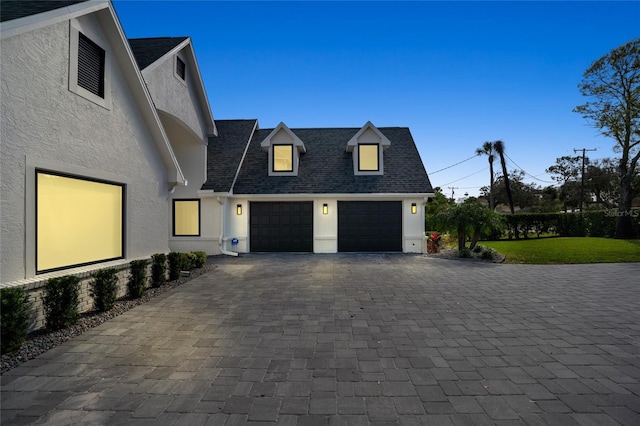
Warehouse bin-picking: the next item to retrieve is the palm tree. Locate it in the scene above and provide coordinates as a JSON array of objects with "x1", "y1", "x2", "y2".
[
  {"x1": 476, "y1": 141, "x2": 495, "y2": 210},
  {"x1": 493, "y1": 140, "x2": 515, "y2": 214}
]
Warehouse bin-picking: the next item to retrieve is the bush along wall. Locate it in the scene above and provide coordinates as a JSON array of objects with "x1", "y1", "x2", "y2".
[
  {"x1": 128, "y1": 259, "x2": 148, "y2": 299},
  {"x1": 4, "y1": 252, "x2": 208, "y2": 337},
  {"x1": 43, "y1": 275, "x2": 80, "y2": 331},
  {"x1": 168, "y1": 252, "x2": 181, "y2": 281},
  {"x1": 1, "y1": 287, "x2": 32, "y2": 354},
  {"x1": 151, "y1": 253, "x2": 167, "y2": 288},
  {"x1": 90, "y1": 268, "x2": 118, "y2": 312}
]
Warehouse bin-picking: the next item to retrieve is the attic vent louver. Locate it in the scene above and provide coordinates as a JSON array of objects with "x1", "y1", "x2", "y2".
[
  {"x1": 176, "y1": 57, "x2": 186, "y2": 80},
  {"x1": 77, "y1": 33, "x2": 105, "y2": 98}
]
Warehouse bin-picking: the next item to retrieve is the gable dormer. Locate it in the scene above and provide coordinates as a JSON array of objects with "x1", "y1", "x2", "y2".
[
  {"x1": 260, "y1": 122, "x2": 306, "y2": 176},
  {"x1": 346, "y1": 121, "x2": 391, "y2": 176}
]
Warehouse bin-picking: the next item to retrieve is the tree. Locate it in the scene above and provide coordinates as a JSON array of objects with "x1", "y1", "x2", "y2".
[
  {"x1": 585, "y1": 158, "x2": 619, "y2": 209},
  {"x1": 493, "y1": 140, "x2": 515, "y2": 214},
  {"x1": 574, "y1": 38, "x2": 640, "y2": 238},
  {"x1": 476, "y1": 142, "x2": 496, "y2": 210},
  {"x1": 480, "y1": 170, "x2": 540, "y2": 211},
  {"x1": 546, "y1": 156, "x2": 581, "y2": 186},
  {"x1": 546, "y1": 156, "x2": 582, "y2": 212},
  {"x1": 425, "y1": 187, "x2": 454, "y2": 231},
  {"x1": 435, "y1": 198, "x2": 505, "y2": 251}
]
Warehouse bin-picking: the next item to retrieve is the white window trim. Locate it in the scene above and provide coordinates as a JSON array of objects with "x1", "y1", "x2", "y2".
[
  {"x1": 346, "y1": 122, "x2": 390, "y2": 176},
  {"x1": 68, "y1": 20, "x2": 112, "y2": 110}
]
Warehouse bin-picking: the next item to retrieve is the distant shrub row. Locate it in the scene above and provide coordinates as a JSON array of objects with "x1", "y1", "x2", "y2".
[{"x1": 502, "y1": 210, "x2": 640, "y2": 239}]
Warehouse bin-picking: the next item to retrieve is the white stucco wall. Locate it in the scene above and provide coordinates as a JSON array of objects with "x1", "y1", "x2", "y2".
[
  {"x1": 403, "y1": 198, "x2": 426, "y2": 253},
  {"x1": 1, "y1": 17, "x2": 171, "y2": 283},
  {"x1": 142, "y1": 50, "x2": 208, "y2": 142},
  {"x1": 169, "y1": 197, "x2": 222, "y2": 255}
]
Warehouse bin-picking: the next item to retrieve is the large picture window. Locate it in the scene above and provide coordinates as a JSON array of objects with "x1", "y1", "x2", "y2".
[
  {"x1": 273, "y1": 145, "x2": 293, "y2": 172},
  {"x1": 36, "y1": 171, "x2": 124, "y2": 273},
  {"x1": 173, "y1": 199, "x2": 200, "y2": 236},
  {"x1": 358, "y1": 144, "x2": 379, "y2": 171}
]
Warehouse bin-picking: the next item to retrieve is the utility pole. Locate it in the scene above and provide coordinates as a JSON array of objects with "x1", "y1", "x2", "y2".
[
  {"x1": 573, "y1": 148, "x2": 597, "y2": 211},
  {"x1": 447, "y1": 186, "x2": 458, "y2": 201}
]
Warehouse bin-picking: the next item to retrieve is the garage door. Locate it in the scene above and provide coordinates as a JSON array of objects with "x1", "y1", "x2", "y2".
[
  {"x1": 338, "y1": 201, "x2": 402, "y2": 252},
  {"x1": 250, "y1": 202, "x2": 313, "y2": 252}
]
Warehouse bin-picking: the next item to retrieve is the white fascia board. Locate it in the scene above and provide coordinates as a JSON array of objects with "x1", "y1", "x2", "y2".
[
  {"x1": 140, "y1": 39, "x2": 217, "y2": 137},
  {"x1": 260, "y1": 122, "x2": 306, "y2": 153},
  {"x1": 197, "y1": 190, "x2": 230, "y2": 197},
  {"x1": 346, "y1": 121, "x2": 392, "y2": 152},
  {"x1": 229, "y1": 193, "x2": 433, "y2": 200},
  {"x1": 1, "y1": 0, "x2": 109, "y2": 40},
  {"x1": 102, "y1": 4, "x2": 186, "y2": 186}
]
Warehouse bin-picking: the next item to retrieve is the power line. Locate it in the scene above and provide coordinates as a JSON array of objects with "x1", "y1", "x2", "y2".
[
  {"x1": 439, "y1": 167, "x2": 488, "y2": 186},
  {"x1": 429, "y1": 154, "x2": 479, "y2": 174},
  {"x1": 504, "y1": 153, "x2": 554, "y2": 184}
]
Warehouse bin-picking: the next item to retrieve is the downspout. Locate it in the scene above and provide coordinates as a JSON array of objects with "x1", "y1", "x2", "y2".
[{"x1": 217, "y1": 196, "x2": 238, "y2": 257}]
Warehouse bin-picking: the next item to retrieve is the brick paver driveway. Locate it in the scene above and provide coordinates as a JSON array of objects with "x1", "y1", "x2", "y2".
[{"x1": 2, "y1": 254, "x2": 639, "y2": 425}]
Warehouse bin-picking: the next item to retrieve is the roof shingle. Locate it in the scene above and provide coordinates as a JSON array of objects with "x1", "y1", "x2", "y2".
[
  {"x1": 0, "y1": 0, "x2": 89, "y2": 22},
  {"x1": 128, "y1": 37, "x2": 188, "y2": 70},
  {"x1": 226, "y1": 125, "x2": 433, "y2": 195},
  {"x1": 202, "y1": 119, "x2": 258, "y2": 192}
]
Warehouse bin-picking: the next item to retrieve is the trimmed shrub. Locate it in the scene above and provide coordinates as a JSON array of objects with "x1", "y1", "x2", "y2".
[
  {"x1": 458, "y1": 247, "x2": 472, "y2": 258},
  {"x1": 192, "y1": 251, "x2": 207, "y2": 269},
  {"x1": 480, "y1": 247, "x2": 496, "y2": 260},
  {"x1": 472, "y1": 245, "x2": 483, "y2": 253},
  {"x1": 151, "y1": 253, "x2": 167, "y2": 288},
  {"x1": 168, "y1": 252, "x2": 181, "y2": 281},
  {"x1": 43, "y1": 275, "x2": 80, "y2": 331},
  {"x1": 90, "y1": 268, "x2": 118, "y2": 312},
  {"x1": 179, "y1": 252, "x2": 197, "y2": 271},
  {"x1": 128, "y1": 259, "x2": 148, "y2": 299},
  {"x1": 1, "y1": 287, "x2": 32, "y2": 354}
]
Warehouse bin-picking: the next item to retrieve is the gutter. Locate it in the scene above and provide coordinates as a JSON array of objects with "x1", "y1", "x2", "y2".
[{"x1": 217, "y1": 196, "x2": 238, "y2": 257}]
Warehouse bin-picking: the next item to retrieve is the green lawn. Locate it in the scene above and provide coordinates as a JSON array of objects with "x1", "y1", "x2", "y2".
[{"x1": 481, "y1": 237, "x2": 640, "y2": 264}]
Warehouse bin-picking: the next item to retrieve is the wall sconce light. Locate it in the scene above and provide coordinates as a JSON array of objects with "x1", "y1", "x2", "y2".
[
  {"x1": 236, "y1": 204, "x2": 242, "y2": 215},
  {"x1": 411, "y1": 203, "x2": 417, "y2": 214},
  {"x1": 322, "y1": 203, "x2": 328, "y2": 215}
]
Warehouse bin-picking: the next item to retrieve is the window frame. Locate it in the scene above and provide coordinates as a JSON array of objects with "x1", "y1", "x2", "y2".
[
  {"x1": 272, "y1": 144, "x2": 294, "y2": 173},
  {"x1": 358, "y1": 143, "x2": 380, "y2": 172},
  {"x1": 35, "y1": 169, "x2": 126, "y2": 274},
  {"x1": 172, "y1": 199, "x2": 201, "y2": 237}
]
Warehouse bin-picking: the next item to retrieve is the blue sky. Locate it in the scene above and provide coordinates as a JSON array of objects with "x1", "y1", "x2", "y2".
[{"x1": 113, "y1": 1, "x2": 639, "y2": 197}]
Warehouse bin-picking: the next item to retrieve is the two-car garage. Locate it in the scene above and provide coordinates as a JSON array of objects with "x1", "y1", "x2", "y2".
[{"x1": 249, "y1": 201, "x2": 403, "y2": 252}]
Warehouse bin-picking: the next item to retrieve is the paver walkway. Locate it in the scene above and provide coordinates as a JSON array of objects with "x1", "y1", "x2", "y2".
[{"x1": 2, "y1": 254, "x2": 639, "y2": 425}]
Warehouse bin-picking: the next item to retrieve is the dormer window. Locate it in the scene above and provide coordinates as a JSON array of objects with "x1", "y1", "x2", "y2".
[
  {"x1": 261, "y1": 122, "x2": 306, "y2": 176},
  {"x1": 346, "y1": 122, "x2": 391, "y2": 176},
  {"x1": 273, "y1": 145, "x2": 293, "y2": 172},
  {"x1": 358, "y1": 144, "x2": 379, "y2": 171}
]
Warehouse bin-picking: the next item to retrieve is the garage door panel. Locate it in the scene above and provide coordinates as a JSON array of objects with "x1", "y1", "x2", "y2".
[
  {"x1": 338, "y1": 201, "x2": 402, "y2": 252},
  {"x1": 250, "y1": 202, "x2": 313, "y2": 252}
]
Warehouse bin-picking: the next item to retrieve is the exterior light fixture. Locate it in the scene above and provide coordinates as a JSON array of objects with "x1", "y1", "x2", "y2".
[
  {"x1": 323, "y1": 203, "x2": 328, "y2": 215},
  {"x1": 411, "y1": 203, "x2": 417, "y2": 214},
  {"x1": 236, "y1": 204, "x2": 242, "y2": 215}
]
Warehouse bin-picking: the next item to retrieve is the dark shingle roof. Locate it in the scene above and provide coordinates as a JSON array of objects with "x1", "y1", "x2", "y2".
[
  {"x1": 0, "y1": 0, "x2": 88, "y2": 22},
  {"x1": 232, "y1": 126, "x2": 433, "y2": 195},
  {"x1": 128, "y1": 37, "x2": 188, "y2": 70},
  {"x1": 202, "y1": 119, "x2": 258, "y2": 192}
]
